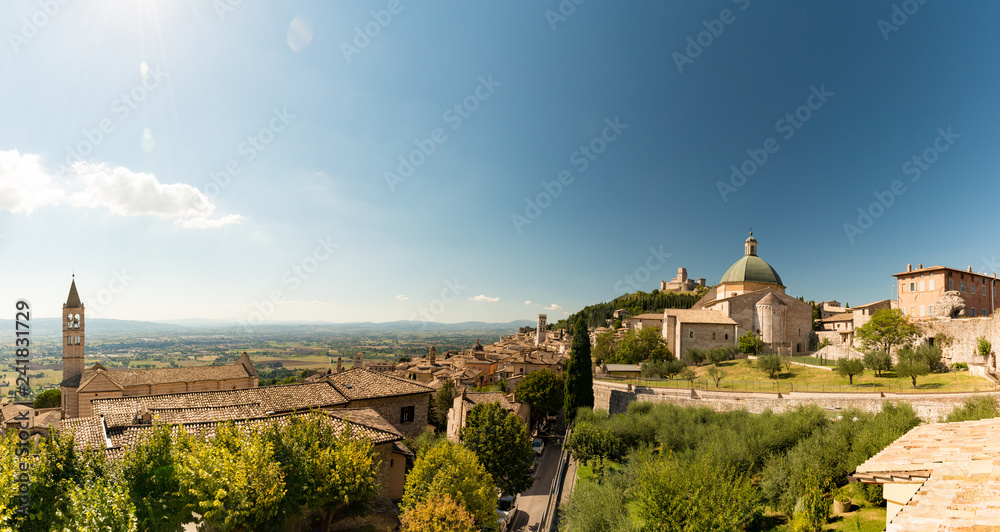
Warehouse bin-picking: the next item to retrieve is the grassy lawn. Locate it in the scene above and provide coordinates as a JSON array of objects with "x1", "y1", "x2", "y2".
[
  {"x1": 786, "y1": 355, "x2": 837, "y2": 368},
  {"x1": 763, "y1": 504, "x2": 886, "y2": 531},
  {"x1": 618, "y1": 360, "x2": 996, "y2": 394}
]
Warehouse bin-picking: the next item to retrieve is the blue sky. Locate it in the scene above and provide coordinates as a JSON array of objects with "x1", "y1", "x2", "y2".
[{"x1": 1, "y1": 1, "x2": 998, "y2": 323}]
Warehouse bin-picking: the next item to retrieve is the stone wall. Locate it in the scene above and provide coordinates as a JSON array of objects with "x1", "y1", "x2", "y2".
[
  {"x1": 593, "y1": 380, "x2": 998, "y2": 422},
  {"x1": 347, "y1": 392, "x2": 431, "y2": 439},
  {"x1": 916, "y1": 315, "x2": 1000, "y2": 368}
]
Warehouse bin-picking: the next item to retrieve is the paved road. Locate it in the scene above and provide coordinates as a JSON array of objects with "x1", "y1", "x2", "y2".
[{"x1": 509, "y1": 434, "x2": 562, "y2": 531}]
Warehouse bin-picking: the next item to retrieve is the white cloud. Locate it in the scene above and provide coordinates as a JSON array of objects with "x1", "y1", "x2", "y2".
[
  {"x1": 525, "y1": 300, "x2": 562, "y2": 311},
  {"x1": 396, "y1": 294, "x2": 410, "y2": 301},
  {"x1": 0, "y1": 150, "x2": 243, "y2": 229},
  {"x1": 470, "y1": 294, "x2": 500, "y2": 303}
]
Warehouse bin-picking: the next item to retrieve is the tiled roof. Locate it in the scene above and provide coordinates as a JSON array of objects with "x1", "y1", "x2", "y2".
[
  {"x1": 90, "y1": 381, "x2": 348, "y2": 418},
  {"x1": 820, "y1": 312, "x2": 855, "y2": 322},
  {"x1": 328, "y1": 368, "x2": 433, "y2": 400},
  {"x1": 853, "y1": 417, "x2": 1000, "y2": 531},
  {"x1": 663, "y1": 308, "x2": 738, "y2": 325},
  {"x1": 631, "y1": 313, "x2": 664, "y2": 320},
  {"x1": 61, "y1": 408, "x2": 403, "y2": 458},
  {"x1": 95, "y1": 364, "x2": 252, "y2": 388},
  {"x1": 462, "y1": 392, "x2": 525, "y2": 415}
]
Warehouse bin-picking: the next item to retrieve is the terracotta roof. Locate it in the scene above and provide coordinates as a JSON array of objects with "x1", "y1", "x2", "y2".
[
  {"x1": 853, "y1": 417, "x2": 1000, "y2": 530},
  {"x1": 89, "y1": 381, "x2": 349, "y2": 418},
  {"x1": 462, "y1": 392, "x2": 526, "y2": 416},
  {"x1": 820, "y1": 312, "x2": 855, "y2": 322},
  {"x1": 757, "y1": 292, "x2": 786, "y2": 307},
  {"x1": 328, "y1": 368, "x2": 433, "y2": 400},
  {"x1": 662, "y1": 308, "x2": 738, "y2": 325},
  {"x1": 60, "y1": 408, "x2": 403, "y2": 458}
]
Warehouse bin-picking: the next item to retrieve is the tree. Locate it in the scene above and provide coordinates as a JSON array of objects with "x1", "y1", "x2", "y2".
[
  {"x1": 401, "y1": 441, "x2": 498, "y2": 531},
  {"x1": 592, "y1": 331, "x2": 617, "y2": 364},
  {"x1": 664, "y1": 359, "x2": 686, "y2": 379},
  {"x1": 514, "y1": 369, "x2": 564, "y2": 420},
  {"x1": 895, "y1": 349, "x2": 930, "y2": 388},
  {"x1": 978, "y1": 336, "x2": 993, "y2": 359},
  {"x1": 738, "y1": 332, "x2": 764, "y2": 355},
  {"x1": 460, "y1": 402, "x2": 534, "y2": 496},
  {"x1": 835, "y1": 358, "x2": 865, "y2": 385},
  {"x1": 566, "y1": 423, "x2": 622, "y2": 465},
  {"x1": 265, "y1": 413, "x2": 380, "y2": 528},
  {"x1": 20, "y1": 431, "x2": 107, "y2": 532},
  {"x1": 684, "y1": 348, "x2": 706, "y2": 366},
  {"x1": 118, "y1": 424, "x2": 189, "y2": 532},
  {"x1": 614, "y1": 327, "x2": 671, "y2": 364},
  {"x1": 946, "y1": 396, "x2": 1000, "y2": 422},
  {"x1": 706, "y1": 346, "x2": 736, "y2": 365},
  {"x1": 0, "y1": 433, "x2": 17, "y2": 530},
  {"x1": 633, "y1": 453, "x2": 764, "y2": 531},
  {"x1": 33, "y1": 389, "x2": 60, "y2": 409},
  {"x1": 855, "y1": 309, "x2": 919, "y2": 357},
  {"x1": 175, "y1": 424, "x2": 287, "y2": 531},
  {"x1": 862, "y1": 350, "x2": 892, "y2": 377},
  {"x1": 431, "y1": 378, "x2": 458, "y2": 431},
  {"x1": 400, "y1": 494, "x2": 477, "y2": 532},
  {"x1": 564, "y1": 318, "x2": 594, "y2": 423},
  {"x1": 707, "y1": 366, "x2": 727, "y2": 388},
  {"x1": 679, "y1": 367, "x2": 697, "y2": 386},
  {"x1": 757, "y1": 355, "x2": 783, "y2": 379},
  {"x1": 56, "y1": 475, "x2": 138, "y2": 532}
]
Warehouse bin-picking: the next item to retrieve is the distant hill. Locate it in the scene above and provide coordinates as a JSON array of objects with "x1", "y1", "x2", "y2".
[
  {"x1": 568, "y1": 291, "x2": 702, "y2": 329},
  {"x1": 0, "y1": 318, "x2": 535, "y2": 337}
]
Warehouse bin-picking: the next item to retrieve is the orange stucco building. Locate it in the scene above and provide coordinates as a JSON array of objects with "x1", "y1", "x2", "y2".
[{"x1": 893, "y1": 264, "x2": 999, "y2": 319}]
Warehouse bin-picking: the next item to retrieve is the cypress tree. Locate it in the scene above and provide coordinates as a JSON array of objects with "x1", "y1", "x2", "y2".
[{"x1": 564, "y1": 317, "x2": 594, "y2": 423}]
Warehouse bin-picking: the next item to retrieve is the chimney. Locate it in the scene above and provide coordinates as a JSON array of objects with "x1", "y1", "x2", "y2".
[
  {"x1": 336, "y1": 357, "x2": 342, "y2": 373},
  {"x1": 907, "y1": 263, "x2": 912, "y2": 272},
  {"x1": 918, "y1": 264, "x2": 922, "y2": 270},
  {"x1": 968, "y1": 266, "x2": 973, "y2": 273}
]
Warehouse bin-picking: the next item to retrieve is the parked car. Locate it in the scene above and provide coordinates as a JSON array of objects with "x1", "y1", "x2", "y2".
[
  {"x1": 532, "y1": 437, "x2": 544, "y2": 455},
  {"x1": 497, "y1": 495, "x2": 515, "y2": 531}
]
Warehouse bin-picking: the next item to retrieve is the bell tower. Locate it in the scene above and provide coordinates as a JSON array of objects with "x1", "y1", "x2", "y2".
[
  {"x1": 61, "y1": 276, "x2": 85, "y2": 418},
  {"x1": 745, "y1": 231, "x2": 758, "y2": 256}
]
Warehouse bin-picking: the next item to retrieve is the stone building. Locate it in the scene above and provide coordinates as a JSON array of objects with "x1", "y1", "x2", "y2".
[
  {"x1": 535, "y1": 314, "x2": 547, "y2": 346},
  {"x1": 661, "y1": 309, "x2": 738, "y2": 356},
  {"x1": 894, "y1": 264, "x2": 998, "y2": 319},
  {"x1": 446, "y1": 390, "x2": 530, "y2": 442},
  {"x1": 659, "y1": 267, "x2": 706, "y2": 292},
  {"x1": 691, "y1": 233, "x2": 813, "y2": 354},
  {"x1": 327, "y1": 368, "x2": 434, "y2": 439},
  {"x1": 59, "y1": 278, "x2": 259, "y2": 419}
]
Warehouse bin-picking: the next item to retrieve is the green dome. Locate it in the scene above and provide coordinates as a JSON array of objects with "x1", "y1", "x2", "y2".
[{"x1": 719, "y1": 255, "x2": 783, "y2": 286}]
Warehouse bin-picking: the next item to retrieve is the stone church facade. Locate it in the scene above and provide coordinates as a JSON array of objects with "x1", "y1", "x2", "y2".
[
  {"x1": 59, "y1": 278, "x2": 258, "y2": 419},
  {"x1": 682, "y1": 233, "x2": 813, "y2": 355}
]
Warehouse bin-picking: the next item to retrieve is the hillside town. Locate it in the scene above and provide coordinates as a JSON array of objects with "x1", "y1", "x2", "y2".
[{"x1": 4, "y1": 231, "x2": 1000, "y2": 530}]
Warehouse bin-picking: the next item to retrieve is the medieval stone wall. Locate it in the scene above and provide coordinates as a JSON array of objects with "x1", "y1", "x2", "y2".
[
  {"x1": 347, "y1": 392, "x2": 431, "y2": 439},
  {"x1": 916, "y1": 315, "x2": 1000, "y2": 369},
  {"x1": 594, "y1": 380, "x2": 997, "y2": 422}
]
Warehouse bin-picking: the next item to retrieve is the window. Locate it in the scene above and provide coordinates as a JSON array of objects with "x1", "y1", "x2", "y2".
[
  {"x1": 909, "y1": 282, "x2": 916, "y2": 292},
  {"x1": 919, "y1": 281, "x2": 925, "y2": 291},
  {"x1": 983, "y1": 286, "x2": 987, "y2": 296},
  {"x1": 949, "y1": 279, "x2": 954, "y2": 290},
  {"x1": 725, "y1": 334, "x2": 729, "y2": 340},
  {"x1": 400, "y1": 405, "x2": 415, "y2": 424},
  {"x1": 971, "y1": 308, "x2": 977, "y2": 317},
  {"x1": 929, "y1": 279, "x2": 934, "y2": 290},
  {"x1": 689, "y1": 331, "x2": 694, "y2": 338},
  {"x1": 920, "y1": 305, "x2": 925, "y2": 316},
  {"x1": 711, "y1": 332, "x2": 716, "y2": 339},
  {"x1": 961, "y1": 282, "x2": 966, "y2": 292},
  {"x1": 984, "y1": 308, "x2": 989, "y2": 317}
]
